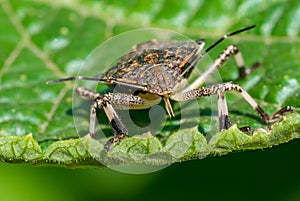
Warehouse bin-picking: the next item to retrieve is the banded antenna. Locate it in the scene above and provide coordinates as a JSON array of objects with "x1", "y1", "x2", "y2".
[
  {"x1": 204, "y1": 25, "x2": 256, "y2": 53},
  {"x1": 180, "y1": 25, "x2": 256, "y2": 78},
  {"x1": 46, "y1": 76, "x2": 108, "y2": 85}
]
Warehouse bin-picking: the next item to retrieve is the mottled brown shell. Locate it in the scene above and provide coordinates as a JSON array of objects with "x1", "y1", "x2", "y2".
[{"x1": 101, "y1": 39, "x2": 204, "y2": 95}]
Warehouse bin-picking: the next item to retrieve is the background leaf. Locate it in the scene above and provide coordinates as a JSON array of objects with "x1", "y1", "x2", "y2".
[{"x1": 0, "y1": 0, "x2": 300, "y2": 165}]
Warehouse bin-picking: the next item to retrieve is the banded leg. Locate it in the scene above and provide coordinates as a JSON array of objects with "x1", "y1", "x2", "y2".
[
  {"x1": 217, "y1": 92, "x2": 231, "y2": 131},
  {"x1": 77, "y1": 87, "x2": 128, "y2": 150},
  {"x1": 77, "y1": 87, "x2": 161, "y2": 151},
  {"x1": 184, "y1": 45, "x2": 260, "y2": 92},
  {"x1": 173, "y1": 82, "x2": 293, "y2": 131},
  {"x1": 218, "y1": 92, "x2": 252, "y2": 132}
]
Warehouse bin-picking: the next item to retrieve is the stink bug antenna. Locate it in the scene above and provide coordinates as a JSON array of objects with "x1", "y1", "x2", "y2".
[
  {"x1": 180, "y1": 25, "x2": 256, "y2": 78},
  {"x1": 204, "y1": 25, "x2": 256, "y2": 53},
  {"x1": 46, "y1": 76, "x2": 76, "y2": 84},
  {"x1": 46, "y1": 76, "x2": 107, "y2": 85}
]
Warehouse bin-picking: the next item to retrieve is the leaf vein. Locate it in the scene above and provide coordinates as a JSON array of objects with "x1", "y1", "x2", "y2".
[
  {"x1": 0, "y1": 42, "x2": 24, "y2": 90},
  {"x1": 1, "y1": 0, "x2": 69, "y2": 79},
  {"x1": 40, "y1": 86, "x2": 70, "y2": 133}
]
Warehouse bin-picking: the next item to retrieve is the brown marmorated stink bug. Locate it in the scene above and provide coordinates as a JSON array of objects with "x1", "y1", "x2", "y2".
[{"x1": 47, "y1": 25, "x2": 292, "y2": 151}]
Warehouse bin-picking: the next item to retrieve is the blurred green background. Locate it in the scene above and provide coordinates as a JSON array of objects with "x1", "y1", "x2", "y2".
[{"x1": 1, "y1": 0, "x2": 300, "y2": 201}]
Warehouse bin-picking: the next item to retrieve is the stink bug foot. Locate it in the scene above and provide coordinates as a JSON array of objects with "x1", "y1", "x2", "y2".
[
  {"x1": 104, "y1": 133, "x2": 127, "y2": 151},
  {"x1": 239, "y1": 106, "x2": 293, "y2": 135},
  {"x1": 239, "y1": 126, "x2": 252, "y2": 134}
]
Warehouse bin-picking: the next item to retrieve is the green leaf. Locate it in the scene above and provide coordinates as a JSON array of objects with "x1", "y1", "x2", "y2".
[
  {"x1": 44, "y1": 138, "x2": 89, "y2": 164},
  {"x1": 209, "y1": 113, "x2": 300, "y2": 155},
  {"x1": 0, "y1": 0, "x2": 300, "y2": 168},
  {"x1": 0, "y1": 134, "x2": 42, "y2": 162},
  {"x1": 105, "y1": 133, "x2": 164, "y2": 165},
  {"x1": 163, "y1": 127, "x2": 210, "y2": 161}
]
